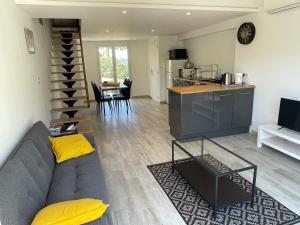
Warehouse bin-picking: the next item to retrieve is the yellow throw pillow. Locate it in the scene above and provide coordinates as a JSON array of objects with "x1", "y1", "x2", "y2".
[
  {"x1": 31, "y1": 198, "x2": 109, "y2": 225},
  {"x1": 49, "y1": 134, "x2": 95, "y2": 163}
]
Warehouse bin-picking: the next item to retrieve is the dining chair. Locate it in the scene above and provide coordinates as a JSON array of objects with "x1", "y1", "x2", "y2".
[
  {"x1": 91, "y1": 81, "x2": 113, "y2": 116},
  {"x1": 113, "y1": 79, "x2": 132, "y2": 114},
  {"x1": 113, "y1": 79, "x2": 128, "y2": 98}
]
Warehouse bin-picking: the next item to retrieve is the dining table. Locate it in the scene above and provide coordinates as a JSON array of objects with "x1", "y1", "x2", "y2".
[{"x1": 99, "y1": 83, "x2": 128, "y2": 92}]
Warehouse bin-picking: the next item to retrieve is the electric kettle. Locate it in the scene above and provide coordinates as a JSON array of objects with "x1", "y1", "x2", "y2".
[{"x1": 221, "y1": 73, "x2": 233, "y2": 85}]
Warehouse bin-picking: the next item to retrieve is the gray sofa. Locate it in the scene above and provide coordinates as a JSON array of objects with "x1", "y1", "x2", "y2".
[{"x1": 0, "y1": 121, "x2": 111, "y2": 225}]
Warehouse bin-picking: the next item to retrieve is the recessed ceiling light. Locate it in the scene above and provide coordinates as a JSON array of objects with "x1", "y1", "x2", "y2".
[
  {"x1": 151, "y1": 29, "x2": 155, "y2": 32},
  {"x1": 105, "y1": 29, "x2": 110, "y2": 33},
  {"x1": 122, "y1": 10, "x2": 127, "y2": 14},
  {"x1": 186, "y1": 12, "x2": 191, "y2": 16}
]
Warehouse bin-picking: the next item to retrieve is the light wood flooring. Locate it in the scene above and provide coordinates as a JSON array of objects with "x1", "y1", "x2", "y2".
[{"x1": 85, "y1": 98, "x2": 300, "y2": 225}]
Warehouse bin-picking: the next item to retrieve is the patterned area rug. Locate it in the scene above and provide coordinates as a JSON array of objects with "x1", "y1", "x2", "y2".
[{"x1": 147, "y1": 157, "x2": 300, "y2": 225}]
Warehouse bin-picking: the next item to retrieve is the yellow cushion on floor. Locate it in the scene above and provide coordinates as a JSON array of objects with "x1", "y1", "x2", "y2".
[
  {"x1": 31, "y1": 198, "x2": 109, "y2": 225},
  {"x1": 49, "y1": 134, "x2": 94, "y2": 163}
]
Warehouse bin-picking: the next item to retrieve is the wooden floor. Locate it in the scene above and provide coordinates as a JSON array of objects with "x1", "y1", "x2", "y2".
[{"x1": 86, "y1": 98, "x2": 300, "y2": 225}]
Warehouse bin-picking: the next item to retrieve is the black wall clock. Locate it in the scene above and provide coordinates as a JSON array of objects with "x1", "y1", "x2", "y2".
[{"x1": 237, "y1": 22, "x2": 256, "y2": 45}]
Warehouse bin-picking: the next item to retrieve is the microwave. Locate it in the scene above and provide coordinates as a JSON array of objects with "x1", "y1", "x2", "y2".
[{"x1": 169, "y1": 49, "x2": 188, "y2": 60}]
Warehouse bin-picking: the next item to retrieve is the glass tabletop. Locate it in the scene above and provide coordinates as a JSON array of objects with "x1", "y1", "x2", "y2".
[{"x1": 172, "y1": 136, "x2": 256, "y2": 177}]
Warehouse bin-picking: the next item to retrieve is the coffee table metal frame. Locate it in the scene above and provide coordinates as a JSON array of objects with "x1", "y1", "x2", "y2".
[{"x1": 171, "y1": 136, "x2": 257, "y2": 219}]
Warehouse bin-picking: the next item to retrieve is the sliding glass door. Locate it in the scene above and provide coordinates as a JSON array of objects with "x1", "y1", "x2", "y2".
[{"x1": 99, "y1": 46, "x2": 129, "y2": 83}]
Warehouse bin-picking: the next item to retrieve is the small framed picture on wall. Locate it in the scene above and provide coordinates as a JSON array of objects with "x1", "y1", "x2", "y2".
[{"x1": 24, "y1": 28, "x2": 35, "y2": 54}]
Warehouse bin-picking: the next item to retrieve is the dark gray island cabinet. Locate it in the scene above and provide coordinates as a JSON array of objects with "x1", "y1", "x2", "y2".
[{"x1": 169, "y1": 87, "x2": 254, "y2": 139}]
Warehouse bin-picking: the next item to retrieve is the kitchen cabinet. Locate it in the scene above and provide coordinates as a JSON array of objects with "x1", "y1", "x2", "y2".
[
  {"x1": 213, "y1": 91, "x2": 234, "y2": 130},
  {"x1": 181, "y1": 93, "x2": 214, "y2": 134},
  {"x1": 232, "y1": 89, "x2": 254, "y2": 128},
  {"x1": 169, "y1": 88, "x2": 254, "y2": 139}
]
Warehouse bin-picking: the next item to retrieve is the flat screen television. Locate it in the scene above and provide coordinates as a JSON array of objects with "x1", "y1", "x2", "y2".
[{"x1": 278, "y1": 98, "x2": 300, "y2": 132}]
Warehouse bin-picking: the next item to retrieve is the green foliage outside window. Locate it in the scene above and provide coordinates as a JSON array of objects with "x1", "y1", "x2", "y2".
[{"x1": 99, "y1": 46, "x2": 129, "y2": 82}]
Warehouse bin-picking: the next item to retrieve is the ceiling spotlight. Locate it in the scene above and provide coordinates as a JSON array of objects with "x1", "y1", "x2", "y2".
[
  {"x1": 122, "y1": 10, "x2": 127, "y2": 14},
  {"x1": 186, "y1": 12, "x2": 191, "y2": 16},
  {"x1": 105, "y1": 29, "x2": 110, "y2": 33},
  {"x1": 151, "y1": 29, "x2": 155, "y2": 32}
]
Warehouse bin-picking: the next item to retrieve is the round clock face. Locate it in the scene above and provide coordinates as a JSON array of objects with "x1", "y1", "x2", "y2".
[{"x1": 237, "y1": 22, "x2": 256, "y2": 45}]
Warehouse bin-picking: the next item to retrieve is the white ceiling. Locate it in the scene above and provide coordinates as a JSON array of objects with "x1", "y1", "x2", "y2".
[{"x1": 19, "y1": 2, "x2": 258, "y2": 41}]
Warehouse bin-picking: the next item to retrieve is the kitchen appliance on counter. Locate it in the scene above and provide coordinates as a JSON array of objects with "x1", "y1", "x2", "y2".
[
  {"x1": 169, "y1": 49, "x2": 188, "y2": 60},
  {"x1": 166, "y1": 59, "x2": 186, "y2": 103},
  {"x1": 234, "y1": 73, "x2": 244, "y2": 85},
  {"x1": 221, "y1": 73, "x2": 234, "y2": 85},
  {"x1": 184, "y1": 60, "x2": 194, "y2": 69},
  {"x1": 182, "y1": 68, "x2": 195, "y2": 78}
]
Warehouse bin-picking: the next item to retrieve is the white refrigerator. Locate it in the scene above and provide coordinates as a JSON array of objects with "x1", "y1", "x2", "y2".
[{"x1": 166, "y1": 60, "x2": 185, "y2": 103}]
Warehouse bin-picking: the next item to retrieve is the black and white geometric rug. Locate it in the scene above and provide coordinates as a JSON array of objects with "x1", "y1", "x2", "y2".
[{"x1": 147, "y1": 157, "x2": 300, "y2": 225}]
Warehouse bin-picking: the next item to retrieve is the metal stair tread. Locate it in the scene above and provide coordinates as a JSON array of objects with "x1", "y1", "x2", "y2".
[
  {"x1": 51, "y1": 71, "x2": 83, "y2": 74},
  {"x1": 51, "y1": 79, "x2": 85, "y2": 83},
  {"x1": 52, "y1": 32, "x2": 79, "y2": 34},
  {"x1": 51, "y1": 49, "x2": 81, "y2": 52},
  {"x1": 52, "y1": 37, "x2": 80, "y2": 40},
  {"x1": 51, "y1": 106, "x2": 90, "y2": 113},
  {"x1": 51, "y1": 96, "x2": 87, "y2": 102},
  {"x1": 52, "y1": 56, "x2": 82, "y2": 59},
  {"x1": 52, "y1": 42, "x2": 80, "y2": 45},
  {"x1": 51, "y1": 87, "x2": 86, "y2": 92},
  {"x1": 51, "y1": 63, "x2": 83, "y2": 66},
  {"x1": 52, "y1": 43, "x2": 80, "y2": 46},
  {"x1": 50, "y1": 116, "x2": 91, "y2": 126}
]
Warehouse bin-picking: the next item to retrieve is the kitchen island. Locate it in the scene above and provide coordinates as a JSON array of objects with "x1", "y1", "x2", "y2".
[{"x1": 168, "y1": 82, "x2": 255, "y2": 139}]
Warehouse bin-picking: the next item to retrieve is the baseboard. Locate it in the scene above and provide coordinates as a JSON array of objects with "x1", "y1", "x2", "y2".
[{"x1": 132, "y1": 95, "x2": 151, "y2": 99}]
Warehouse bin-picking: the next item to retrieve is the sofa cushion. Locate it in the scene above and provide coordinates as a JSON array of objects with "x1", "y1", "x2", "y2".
[
  {"x1": 0, "y1": 160, "x2": 46, "y2": 225},
  {"x1": 49, "y1": 134, "x2": 95, "y2": 163},
  {"x1": 46, "y1": 151, "x2": 108, "y2": 205},
  {"x1": 22, "y1": 121, "x2": 55, "y2": 171},
  {"x1": 14, "y1": 140, "x2": 53, "y2": 195},
  {"x1": 32, "y1": 198, "x2": 109, "y2": 225},
  {"x1": 46, "y1": 150, "x2": 111, "y2": 225}
]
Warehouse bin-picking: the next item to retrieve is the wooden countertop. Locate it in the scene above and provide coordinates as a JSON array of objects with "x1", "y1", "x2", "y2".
[{"x1": 168, "y1": 81, "x2": 255, "y2": 94}]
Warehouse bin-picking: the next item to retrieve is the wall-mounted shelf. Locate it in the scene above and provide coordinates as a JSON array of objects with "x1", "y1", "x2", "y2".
[{"x1": 257, "y1": 124, "x2": 300, "y2": 160}]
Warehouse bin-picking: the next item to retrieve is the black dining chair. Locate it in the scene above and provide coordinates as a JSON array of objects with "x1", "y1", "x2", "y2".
[
  {"x1": 91, "y1": 81, "x2": 112, "y2": 116},
  {"x1": 113, "y1": 79, "x2": 132, "y2": 114},
  {"x1": 113, "y1": 79, "x2": 128, "y2": 98}
]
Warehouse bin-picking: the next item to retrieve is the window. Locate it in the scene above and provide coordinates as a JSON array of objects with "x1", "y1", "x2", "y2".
[{"x1": 99, "y1": 46, "x2": 129, "y2": 83}]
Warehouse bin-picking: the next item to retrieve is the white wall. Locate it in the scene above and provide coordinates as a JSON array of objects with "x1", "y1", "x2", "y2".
[
  {"x1": 184, "y1": 29, "x2": 236, "y2": 74},
  {"x1": 234, "y1": 9, "x2": 300, "y2": 130},
  {"x1": 0, "y1": 0, "x2": 52, "y2": 166},
  {"x1": 147, "y1": 38, "x2": 160, "y2": 102},
  {"x1": 82, "y1": 40, "x2": 150, "y2": 98},
  {"x1": 180, "y1": 8, "x2": 300, "y2": 131}
]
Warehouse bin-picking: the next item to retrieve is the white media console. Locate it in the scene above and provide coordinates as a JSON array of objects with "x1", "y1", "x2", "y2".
[{"x1": 257, "y1": 124, "x2": 300, "y2": 160}]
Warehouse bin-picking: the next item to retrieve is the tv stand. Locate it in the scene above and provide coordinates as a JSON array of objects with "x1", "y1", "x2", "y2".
[
  {"x1": 277, "y1": 126, "x2": 284, "y2": 131},
  {"x1": 257, "y1": 124, "x2": 300, "y2": 160}
]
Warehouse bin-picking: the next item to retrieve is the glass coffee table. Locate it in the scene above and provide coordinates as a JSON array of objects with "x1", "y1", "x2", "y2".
[{"x1": 172, "y1": 136, "x2": 257, "y2": 218}]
